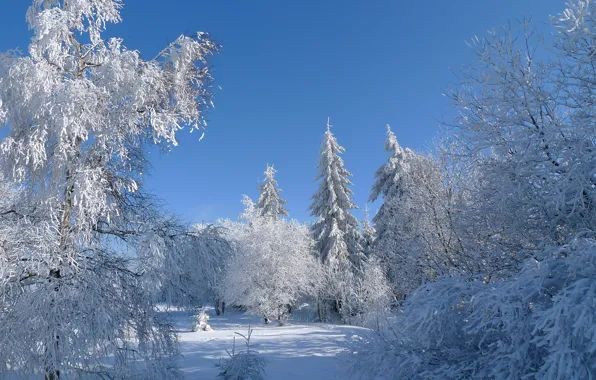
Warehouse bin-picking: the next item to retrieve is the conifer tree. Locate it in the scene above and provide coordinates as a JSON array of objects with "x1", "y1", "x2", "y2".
[
  {"x1": 369, "y1": 125, "x2": 410, "y2": 232},
  {"x1": 370, "y1": 126, "x2": 459, "y2": 299},
  {"x1": 368, "y1": 125, "x2": 411, "y2": 257},
  {"x1": 256, "y1": 164, "x2": 288, "y2": 219},
  {"x1": 309, "y1": 118, "x2": 362, "y2": 270}
]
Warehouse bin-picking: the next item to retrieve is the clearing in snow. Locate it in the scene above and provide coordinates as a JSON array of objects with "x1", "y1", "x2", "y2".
[{"x1": 167, "y1": 308, "x2": 364, "y2": 379}]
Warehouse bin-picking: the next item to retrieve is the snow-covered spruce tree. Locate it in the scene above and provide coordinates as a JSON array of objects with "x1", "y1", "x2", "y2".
[
  {"x1": 369, "y1": 125, "x2": 409, "y2": 227},
  {"x1": 368, "y1": 125, "x2": 409, "y2": 283},
  {"x1": 309, "y1": 119, "x2": 364, "y2": 321},
  {"x1": 368, "y1": 126, "x2": 418, "y2": 299},
  {"x1": 256, "y1": 164, "x2": 288, "y2": 220},
  {"x1": 309, "y1": 119, "x2": 362, "y2": 270},
  {"x1": 221, "y1": 196, "x2": 320, "y2": 325},
  {"x1": 369, "y1": 126, "x2": 461, "y2": 299},
  {"x1": 0, "y1": 0, "x2": 218, "y2": 377}
]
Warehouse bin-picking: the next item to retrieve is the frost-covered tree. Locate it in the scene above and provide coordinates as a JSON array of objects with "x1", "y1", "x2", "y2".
[
  {"x1": 309, "y1": 118, "x2": 362, "y2": 270},
  {"x1": 190, "y1": 224, "x2": 232, "y2": 315},
  {"x1": 445, "y1": 13, "x2": 595, "y2": 254},
  {"x1": 319, "y1": 256, "x2": 391, "y2": 327},
  {"x1": 221, "y1": 196, "x2": 320, "y2": 325},
  {"x1": 351, "y1": 3, "x2": 596, "y2": 378},
  {"x1": 368, "y1": 125, "x2": 410, "y2": 273},
  {"x1": 256, "y1": 164, "x2": 288, "y2": 219},
  {"x1": 369, "y1": 125, "x2": 409, "y2": 217},
  {"x1": 368, "y1": 126, "x2": 423, "y2": 297},
  {"x1": 157, "y1": 223, "x2": 232, "y2": 314},
  {"x1": 370, "y1": 126, "x2": 461, "y2": 299},
  {"x1": 0, "y1": 0, "x2": 218, "y2": 377}
]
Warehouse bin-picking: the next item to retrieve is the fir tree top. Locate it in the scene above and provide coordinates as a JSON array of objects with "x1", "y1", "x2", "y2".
[
  {"x1": 256, "y1": 164, "x2": 288, "y2": 219},
  {"x1": 370, "y1": 124, "x2": 409, "y2": 203}
]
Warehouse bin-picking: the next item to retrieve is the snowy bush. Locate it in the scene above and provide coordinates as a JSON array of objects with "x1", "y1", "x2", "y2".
[
  {"x1": 191, "y1": 308, "x2": 213, "y2": 332},
  {"x1": 316, "y1": 258, "x2": 391, "y2": 328},
  {"x1": 351, "y1": 237, "x2": 596, "y2": 379},
  {"x1": 350, "y1": 258, "x2": 392, "y2": 328},
  {"x1": 217, "y1": 327, "x2": 266, "y2": 380}
]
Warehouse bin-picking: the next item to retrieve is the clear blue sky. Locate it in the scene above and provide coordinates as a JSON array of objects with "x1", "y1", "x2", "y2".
[{"x1": 0, "y1": 0, "x2": 564, "y2": 223}]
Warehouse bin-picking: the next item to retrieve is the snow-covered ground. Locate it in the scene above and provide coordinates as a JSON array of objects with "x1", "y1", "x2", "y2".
[{"x1": 166, "y1": 309, "x2": 364, "y2": 379}]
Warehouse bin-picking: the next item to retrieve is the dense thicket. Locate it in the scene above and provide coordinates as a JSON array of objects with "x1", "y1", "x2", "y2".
[{"x1": 352, "y1": 1, "x2": 596, "y2": 378}]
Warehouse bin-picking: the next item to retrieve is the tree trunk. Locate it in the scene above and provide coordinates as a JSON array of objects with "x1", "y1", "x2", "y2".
[
  {"x1": 316, "y1": 299, "x2": 327, "y2": 322},
  {"x1": 44, "y1": 168, "x2": 76, "y2": 379},
  {"x1": 214, "y1": 299, "x2": 226, "y2": 316}
]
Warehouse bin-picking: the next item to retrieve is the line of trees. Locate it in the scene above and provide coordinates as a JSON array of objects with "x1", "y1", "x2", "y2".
[
  {"x1": 209, "y1": 4, "x2": 596, "y2": 379},
  {"x1": 211, "y1": 117, "x2": 458, "y2": 326}
]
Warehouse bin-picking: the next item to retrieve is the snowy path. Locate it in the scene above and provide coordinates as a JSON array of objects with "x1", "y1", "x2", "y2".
[{"x1": 167, "y1": 310, "x2": 363, "y2": 380}]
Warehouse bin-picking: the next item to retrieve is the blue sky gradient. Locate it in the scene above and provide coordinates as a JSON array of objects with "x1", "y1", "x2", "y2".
[{"x1": 0, "y1": 0, "x2": 563, "y2": 223}]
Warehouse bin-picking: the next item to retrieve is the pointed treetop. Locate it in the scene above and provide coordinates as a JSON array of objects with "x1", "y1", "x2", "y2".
[
  {"x1": 385, "y1": 124, "x2": 403, "y2": 157},
  {"x1": 264, "y1": 164, "x2": 276, "y2": 181},
  {"x1": 327, "y1": 117, "x2": 332, "y2": 132},
  {"x1": 369, "y1": 124, "x2": 409, "y2": 203},
  {"x1": 256, "y1": 164, "x2": 288, "y2": 219}
]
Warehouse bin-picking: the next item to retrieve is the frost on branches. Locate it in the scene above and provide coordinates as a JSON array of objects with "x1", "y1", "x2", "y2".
[
  {"x1": 351, "y1": 237, "x2": 596, "y2": 380},
  {"x1": 157, "y1": 223, "x2": 232, "y2": 313},
  {"x1": 0, "y1": 0, "x2": 218, "y2": 377},
  {"x1": 220, "y1": 197, "x2": 319, "y2": 325},
  {"x1": 369, "y1": 126, "x2": 459, "y2": 299},
  {"x1": 256, "y1": 164, "x2": 288, "y2": 220},
  {"x1": 352, "y1": 2, "x2": 596, "y2": 378},
  {"x1": 309, "y1": 119, "x2": 362, "y2": 270},
  {"x1": 445, "y1": 5, "x2": 595, "y2": 253}
]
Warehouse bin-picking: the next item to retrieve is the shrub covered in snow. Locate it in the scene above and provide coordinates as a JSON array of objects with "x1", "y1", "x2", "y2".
[
  {"x1": 351, "y1": 237, "x2": 596, "y2": 380},
  {"x1": 217, "y1": 327, "x2": 266, "y2": 380},
  {"x1": 191, "y1": 308, "x2": 213, "y2": 332},
  {"x1": 316, "y1": 258, "x2": 391, "y2": 328}
]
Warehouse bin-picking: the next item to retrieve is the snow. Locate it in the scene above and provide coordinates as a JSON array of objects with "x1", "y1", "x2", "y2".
[{"x1": 167, "y1": 308, "x2": 362, "y2": 379}]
